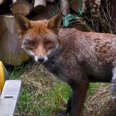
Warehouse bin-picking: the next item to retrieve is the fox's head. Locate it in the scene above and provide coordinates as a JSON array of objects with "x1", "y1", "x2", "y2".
[{"x1": 15, "y1": 14, "x2": 62, "y2": 63}]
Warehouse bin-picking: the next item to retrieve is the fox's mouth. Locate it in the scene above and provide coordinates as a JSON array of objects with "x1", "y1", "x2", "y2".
[
  {"x1": 34, "y1": 56, "x2": 48, "y2": 64},
  {"x1": 22, "y1": 46, "x2": 48, "y2": 64}
]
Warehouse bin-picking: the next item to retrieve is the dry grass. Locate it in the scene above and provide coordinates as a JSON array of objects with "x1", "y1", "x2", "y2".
[
  {"x1": 8, "y1": 62, "x2": 114, "y2": 116},
  {"x1": 83, "y1": 84, "x2": 111, "y2": 116},
  {"x1": 20, "y1": 64, "x2": 57, "y2": 95},
  {"x1": 12, "y1": 62, "x2": 71, "y2": 116}
]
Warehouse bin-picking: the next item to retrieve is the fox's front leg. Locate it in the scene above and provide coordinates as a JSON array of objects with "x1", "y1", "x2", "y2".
[
  {"x1": 69, "y1": 82, "x2": 89, "y2": 116},
  {"x1": 57, "y1": 82, "x2": 89, "y2": 116},
  {"x1": 111, "y1": 67, "x2": 116, "y2": 98}
]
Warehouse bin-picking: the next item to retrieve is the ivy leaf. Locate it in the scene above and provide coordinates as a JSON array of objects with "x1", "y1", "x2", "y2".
[
  {"x1": 63, "y1": 14, "x2": 77, "y2": 27},
  {"x1": 77, "y1": 8, "x2": 84, "y2": 16}
]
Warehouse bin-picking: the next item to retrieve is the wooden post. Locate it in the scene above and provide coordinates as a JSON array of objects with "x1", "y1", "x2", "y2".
[
  {"x1": 59, "y1": 0, "x2": 70, "y2": 15},
  {"x1": 0, "y1": 15, "x2": 29, "y2": 65}
]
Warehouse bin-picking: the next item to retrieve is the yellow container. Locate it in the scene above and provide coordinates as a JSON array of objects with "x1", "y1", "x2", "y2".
[{"x1": 0, "y1": 61, "x2": 5, "y2": 91}]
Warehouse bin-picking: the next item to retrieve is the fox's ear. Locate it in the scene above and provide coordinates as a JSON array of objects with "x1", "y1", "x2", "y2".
[
  {"x1": 48, "y1": 13, "x2": 62, "y2": 33},
  {"x1": 15, "y1": 15, "x2": 31, "y2": 38}
]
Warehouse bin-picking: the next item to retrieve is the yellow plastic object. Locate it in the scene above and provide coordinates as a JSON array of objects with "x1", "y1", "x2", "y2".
[{"x1": 0, "y1": 61, "x2": 5, "y2": 91}]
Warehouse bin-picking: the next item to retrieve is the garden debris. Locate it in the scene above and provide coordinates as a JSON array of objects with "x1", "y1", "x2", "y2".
[
  {"x1": 20, "y1": 63, "x2": 58, "y2": 95},
  {"x1": 83, "y1": 84, "x2": 116, "y2": 116}
]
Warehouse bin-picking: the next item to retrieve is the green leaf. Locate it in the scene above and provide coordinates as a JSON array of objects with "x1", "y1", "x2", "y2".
[
  {"x1": 63, "y1": 14, "x2": 77, "y2": 27},
  {"x1": 77, "y1": 8, "x2": 84, "y2": 15}
]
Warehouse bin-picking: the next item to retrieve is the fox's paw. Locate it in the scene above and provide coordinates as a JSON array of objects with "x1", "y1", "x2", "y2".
[
  {"x1": 57, "y1": 112, "x2": 67, "y2": 116},
  {"x1": 111, "y1": 79, "x2": 116, "y2": 93}
]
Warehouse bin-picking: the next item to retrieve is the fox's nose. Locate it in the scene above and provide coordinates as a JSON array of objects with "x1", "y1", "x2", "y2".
[{"x1": 38, "y1": 58, "x2": 44, "y2": 63}]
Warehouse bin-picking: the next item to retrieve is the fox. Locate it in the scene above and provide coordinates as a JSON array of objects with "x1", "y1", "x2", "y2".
[{"x1": 15, "y1": 13, "x2": 116, "y2": 116}]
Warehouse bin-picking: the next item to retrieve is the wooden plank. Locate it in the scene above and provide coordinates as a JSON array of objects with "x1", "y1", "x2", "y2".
[{"x1": 0, "y1": 80, "x2": 22, "y2": 116}]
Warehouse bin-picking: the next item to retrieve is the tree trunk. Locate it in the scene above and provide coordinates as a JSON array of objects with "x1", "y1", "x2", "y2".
[{"x1": 0, "y1": 15, "x2": 29, "y2": 65}]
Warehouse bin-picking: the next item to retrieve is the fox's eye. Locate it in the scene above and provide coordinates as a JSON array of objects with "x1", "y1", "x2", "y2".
[
  {"x1": 29, "y1": 41, "x2": 36, "y2": 46},
  {"x1": 24, "y1": 40, "x2": 37, "y2": 49},
  {"x1": 44, "y1": 40, "x2": 54, "y2": 49},
  {"x1": 25, "y1": 40, "x2": 36, "y2": 45},
  {"x1": 44, "y1": 40, "x2": 52, "y2": 46}
]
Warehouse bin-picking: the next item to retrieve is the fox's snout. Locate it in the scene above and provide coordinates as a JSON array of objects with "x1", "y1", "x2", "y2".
[
  {"x1": 38, "y1": 57, "x2": 44, "y2": 63},
  {"x1": 34, "y1": 56, "x2": 48, "y2": 64}
]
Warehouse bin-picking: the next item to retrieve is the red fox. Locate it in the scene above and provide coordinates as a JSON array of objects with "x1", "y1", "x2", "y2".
[{"x1": 15, "y1": 14, "x2": 116, "y2": 116}]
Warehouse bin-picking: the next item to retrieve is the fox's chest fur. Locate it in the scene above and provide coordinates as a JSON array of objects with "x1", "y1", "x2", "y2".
[{"x1": 44, "y1": 28, "x2": 116, "y2": 83}]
